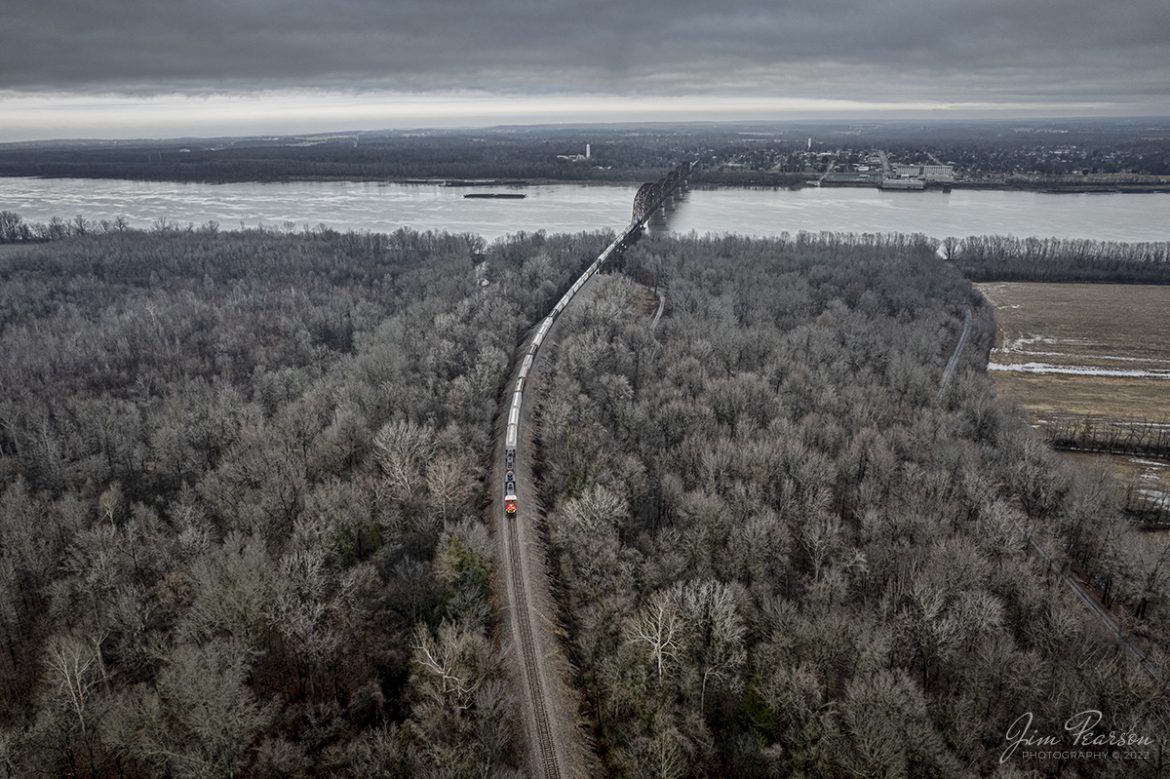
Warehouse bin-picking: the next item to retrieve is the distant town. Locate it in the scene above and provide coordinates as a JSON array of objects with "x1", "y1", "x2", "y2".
[
  {"x1": 692, "y1": 126, "x2": 1170, "y2": 192},
  {"x1": 711, "y1": 143, "x2": 957, "y2": 191}
]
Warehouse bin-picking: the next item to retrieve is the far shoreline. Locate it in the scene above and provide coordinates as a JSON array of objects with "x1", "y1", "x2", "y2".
[{"x1": 3, "y1": 171, "x2": 1170, "y2": 195}]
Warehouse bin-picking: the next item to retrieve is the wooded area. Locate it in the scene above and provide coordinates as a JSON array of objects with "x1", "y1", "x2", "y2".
[
  {"x1": 0, "y1": 225, "x2": 610, "y2": 776},
  {"x1": 534, "y1": 233, "x2": 1169, "y2": 777},
  {"x1": 1, "y1": 225, "x2": 1167, "y2": 776},
  {"x1": 1045, "y1": 416, "x2": 1170, "y2": 462},
  {"x1": 949, "y1": 235, "x2": 1170, "y2": 283},
  {"x1": 0, "y1": 132, "x2": 684, "y2": 186},
  {"x1": 1044, "y1": 418, "x2": 1170, "y2": 526}
]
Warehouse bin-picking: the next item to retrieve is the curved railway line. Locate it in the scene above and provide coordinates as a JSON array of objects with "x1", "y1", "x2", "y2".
[
  {"x1": 496, "y1": 238, "x2": 625, "y2": 779},
  {"x1": 493, "y1": 163, "x2": 691, "y2": 779}
]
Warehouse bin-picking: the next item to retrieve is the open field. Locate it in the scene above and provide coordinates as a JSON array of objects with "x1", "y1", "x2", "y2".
[
  {"x1": 978, "y1": 282, "x2": 1170, "y2": 421},
  {"x1": 979, "y1": 282, "x2": 1170, "y2": 521}
]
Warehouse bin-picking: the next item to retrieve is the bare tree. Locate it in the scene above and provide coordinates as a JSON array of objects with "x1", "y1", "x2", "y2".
[
  {"x1": 42, "y1": 634, "x2": 102, "y2": 738},
  {"x1": 624, "y1": 589, "x2": 683, "y2": 681}
]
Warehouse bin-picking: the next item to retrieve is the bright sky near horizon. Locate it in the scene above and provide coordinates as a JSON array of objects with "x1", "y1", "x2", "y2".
[{"x1": 2, "y1": 0, "x2": 1167, "y2": 141}]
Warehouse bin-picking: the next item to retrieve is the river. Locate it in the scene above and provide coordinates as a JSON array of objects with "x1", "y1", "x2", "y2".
[{"x1": 1, "y1": 177, "x2": 1167, "y2": 243}]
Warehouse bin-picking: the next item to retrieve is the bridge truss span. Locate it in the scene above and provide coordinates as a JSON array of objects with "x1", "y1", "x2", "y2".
[{"x1": 631, "y1": 160, "x2": 693, "y2": 225}]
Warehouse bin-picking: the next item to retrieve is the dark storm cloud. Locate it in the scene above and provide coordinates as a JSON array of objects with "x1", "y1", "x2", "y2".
[{"x1": 1, "y1": 0, "x2": 1168, "y2": 106}]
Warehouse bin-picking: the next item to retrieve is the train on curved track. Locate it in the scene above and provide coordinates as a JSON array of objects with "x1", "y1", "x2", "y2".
[
  {"x1": 504, "y1": 238, "x2": 624, "y2": 515},
  {"x1": 501, "y1": 161, "x2": 692, "y2": 516},
  {"x1": 503, "y1": 161, "x2": 692, "y2": 515}
]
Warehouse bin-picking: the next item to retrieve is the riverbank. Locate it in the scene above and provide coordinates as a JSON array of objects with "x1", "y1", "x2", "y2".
[{"x1": 5, "y1": 170, "x2": 1170, "y2": 194}]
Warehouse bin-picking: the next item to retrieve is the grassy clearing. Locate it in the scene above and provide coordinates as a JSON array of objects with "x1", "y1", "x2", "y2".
[{"x1": 978, "y1": 282, "x2": 1170, "y2": 422}]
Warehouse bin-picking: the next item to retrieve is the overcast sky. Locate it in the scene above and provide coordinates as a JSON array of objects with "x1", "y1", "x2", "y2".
[{"x1": 2, "y1": 0, "x2": 1168, "y2": 140}]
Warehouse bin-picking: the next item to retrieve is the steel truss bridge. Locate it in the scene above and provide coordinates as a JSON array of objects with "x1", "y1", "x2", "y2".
[{"x1": 631, "y1": 160, "x2": 693, "y2": 227}]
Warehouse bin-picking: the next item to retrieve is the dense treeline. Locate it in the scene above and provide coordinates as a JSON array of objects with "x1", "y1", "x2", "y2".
[
  {"x1": 0, "y1": 210, "x2": 117, "y2": 243},
  {"x1": 948, "y1": 235, "x2": 1170, "y2": 283},
  {"x1": 0, "y1": 133, "x2": 685, "y2": 185},
  {"x1": 0, "y1": 211, "x2": 214, "y2": 245},
  {"x1": 535, "y1": 233, "x2": 1170, "y2": 777},
  {"x1": 0, "y1": 225, "x2": 610, "y2": 776},
  {"x1": 1121, "y1": 485, "x2": 1170, "y2": 528},
  {"x1": 1045, "y1": 416, "x2": 1170, "y2": 461},
  {"x1": 1044, "y1": 417, "x2": 1170, "y2": 526}
]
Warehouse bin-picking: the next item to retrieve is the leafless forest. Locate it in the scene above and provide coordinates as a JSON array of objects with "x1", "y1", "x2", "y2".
[
  {"x1": 0, "y1": 225, "x2": 610, "y2": 777},
  {"x1": 0, "y1": 227, "x2": 1166, "y2": 777},
  {"x1": 948, "y1": 235, "x2": 1170, "y2": 283},
  {"x1": 539, "y1": 233, "x2": 1169, "y2": 777}
]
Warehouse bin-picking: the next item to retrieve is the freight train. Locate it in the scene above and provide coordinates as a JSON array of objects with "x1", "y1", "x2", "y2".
[{"x1": 504, "y1": 239, "x2": 622, "y2": 515}]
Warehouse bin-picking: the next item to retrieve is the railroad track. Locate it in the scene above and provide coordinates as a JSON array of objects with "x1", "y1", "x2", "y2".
[
  {"x1": 505, "y1": 518, "x2": 562, "y2": 779},
  {"x1": 938, "y1": 305, "x2": 973, "y2": 395},
  {"x1": 1005, "y1": 510, "x2": 1169, "y2": 694},
  {"x1": 651, "y1": 289, "x2": 666, "y2": 330},
  {"x1": 494, "y1": 162, "x2": 693, "y2": 779}
]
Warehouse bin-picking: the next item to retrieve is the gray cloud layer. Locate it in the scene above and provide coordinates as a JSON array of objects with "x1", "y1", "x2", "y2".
[{"x1": 2, "y1": 0, "x2": 1168, "y2": 109}]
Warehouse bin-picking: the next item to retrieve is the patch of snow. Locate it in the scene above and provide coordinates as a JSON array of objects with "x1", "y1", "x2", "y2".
[
  {"x1": 996, "y1": 333, "x2": 1100, "y2": 355},
  {"x1": 1015, "y1": 334, "x2": 1060, "y2": 347},
  {"x1": 989, "y1": 348, "x2": 1170, "y2": 365},
  {"x1": 987, "y1": 362, "x2": 1170, "y2": 379}
]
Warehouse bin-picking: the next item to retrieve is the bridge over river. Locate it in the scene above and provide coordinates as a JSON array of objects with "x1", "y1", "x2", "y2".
[{"x1": 490, "y1": 161, "x2": 691, "y2": 779}]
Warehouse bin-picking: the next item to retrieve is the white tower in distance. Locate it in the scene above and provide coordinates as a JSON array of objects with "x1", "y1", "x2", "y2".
[{"x1": 585, "y1": 143, "x2": 591, "y2": 159}]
